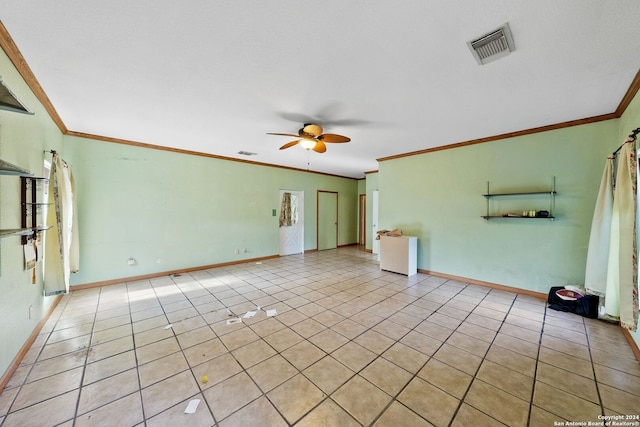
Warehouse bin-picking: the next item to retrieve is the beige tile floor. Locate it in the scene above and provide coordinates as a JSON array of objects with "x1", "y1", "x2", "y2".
[{"x1": 1, "y1": 247, "x2": 639, "y2": 426}]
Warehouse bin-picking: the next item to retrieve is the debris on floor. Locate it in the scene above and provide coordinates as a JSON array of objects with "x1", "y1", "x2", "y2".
[{"x1": 184, "y1": 399, "x2": 200, "y2": 414}]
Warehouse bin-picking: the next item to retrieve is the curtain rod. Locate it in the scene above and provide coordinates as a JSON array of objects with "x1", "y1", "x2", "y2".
[{"x1": 612, "y1": 127, "x2": 640, "y2": 156}]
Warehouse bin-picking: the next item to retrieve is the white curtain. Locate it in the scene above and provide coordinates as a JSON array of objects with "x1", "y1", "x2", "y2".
[
  {"x1": 44, "y1": 154, "x2": 79, "y2": 296},
  {"x1": 585, "y1": 137, "x2": 638, "y2": 331},
  {"x1": 585, "y1": 158, "x2": 614, "y2": 295}
]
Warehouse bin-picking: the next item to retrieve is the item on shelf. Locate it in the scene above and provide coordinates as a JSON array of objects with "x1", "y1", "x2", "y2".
[
  {"x1": 537, "y1": 210, "x2": 550, "y2": 217},
  {"x1": 375, "y1": 228, "x2": 402, "y2": 240}
]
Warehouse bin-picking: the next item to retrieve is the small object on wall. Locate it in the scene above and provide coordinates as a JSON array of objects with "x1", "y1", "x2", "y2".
[
  {"x1": 128, "y1": 257, "x2": 136, "y2": 266},
  {"x1": 24, "y1": 241, "x2": 37, "y2": 271}
]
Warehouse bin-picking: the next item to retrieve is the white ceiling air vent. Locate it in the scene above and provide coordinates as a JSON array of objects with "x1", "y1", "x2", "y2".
[
  {"x1": 467, "y1": 24, "x2": 515, "y2": 65},
  {"x1": 0, "y1": 76, "x2": 32, "y2": 114}
]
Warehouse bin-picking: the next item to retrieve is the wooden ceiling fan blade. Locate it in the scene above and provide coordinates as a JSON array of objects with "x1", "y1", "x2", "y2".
[
  {"x1": 279, "y1": 140, "x2": 301, "y2": 150},
  {"x1": 312, "y1": 141, "x2": 327, "y2": 153},
  {"x1": 319, "y1": 134, "x2": 350, "y2": 143},
  {"x1": 267, "y1": 132, "x2": 300, "y2": 137}
]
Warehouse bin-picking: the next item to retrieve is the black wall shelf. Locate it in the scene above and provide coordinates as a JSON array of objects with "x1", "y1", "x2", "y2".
[
  {"x1": 20, "y1": 177, "x2": 51, "y2": 244},
  {"x1": 482, "y1": 177, "x2": 557, "y2": 221}
]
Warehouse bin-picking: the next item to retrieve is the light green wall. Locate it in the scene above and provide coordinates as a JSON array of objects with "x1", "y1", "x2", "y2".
[
  {"x1": 2, "y1": 35, "x2": 639, "y2": 379},
  {"x1": 378, "y1": 119, "x2": 618, "y2": 293},
  {"x1": 0, "y1": 49, "x2": 64, "y2": 376},
  {"x1": 63, "y1": 136, "x2": 358, "y2": 285}
]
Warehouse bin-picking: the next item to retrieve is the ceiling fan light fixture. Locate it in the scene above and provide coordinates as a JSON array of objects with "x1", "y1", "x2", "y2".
[
  {"x1": 302, "y1": 124, "x2": 323, "y2": 137},
  {"x1": 268, "y1": 122, "x2": 350, "y2": 153},
  {"x1": 299, "y1": 139, "x2": 317, "y2": 150}
]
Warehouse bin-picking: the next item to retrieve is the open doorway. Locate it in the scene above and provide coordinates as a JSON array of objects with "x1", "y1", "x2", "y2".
[{"x1": 358, "y1": 194, "x2": 366, "y2": 247}]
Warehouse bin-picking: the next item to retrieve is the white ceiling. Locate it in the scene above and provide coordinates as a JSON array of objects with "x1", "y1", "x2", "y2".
[{"x1": 2, "y1": 1, "x2": 640, "y2": 178}]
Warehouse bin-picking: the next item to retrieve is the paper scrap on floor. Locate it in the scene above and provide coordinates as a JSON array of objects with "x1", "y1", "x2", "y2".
[
  {"x1": 164, "y1": 324, "x2": 173, "y2": 329},
  {"x1": 226, "y1": 318, "x2": 242, "y2": 325},
  {"x1": 266, "y1": 309, "x2": 277, "y2": 317},
  {"x1": 243, "y1": 311, "x2": 257, "y2": 319},
  {"x1": 184, "y1": 399, "x2": 200, "y2": 414}
]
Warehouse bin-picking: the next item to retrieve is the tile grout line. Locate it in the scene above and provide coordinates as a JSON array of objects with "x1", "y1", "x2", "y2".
[
  {"x1": 70, "y1": 287, "x2": 103, "y2": 426},
  {"x1": 125, "y1": 280, "x2": 151, "y2": 427},
  {"x1": 3, "y1": 248, "x2": 637, "y2": 426},
  {"x1": 445, "y1": 285, "x2": 522, "y2": 427},
  {"x1": 2, "y1": 293, "x2": 75, "y2": 420},
  {"x1": 583, "y1": 316, "x2": 606, "y2": 417},
  {"x1": 525, "y1": 297, "x2": 548, "y2": 427},
  {"x1": 366, "y1": 279, "x2": 467, "y2": 427},
  {"x1": 145, "y1": 272, "x2": 217, "y2": 425}
]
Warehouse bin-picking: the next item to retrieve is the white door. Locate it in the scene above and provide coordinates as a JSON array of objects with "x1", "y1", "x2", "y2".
[
  {"x1": 279, "y1": 190, "x2": 304, "y2": 255},
  {"x1": 372, "y1": 190, "x2": 380, "y2": 255}
]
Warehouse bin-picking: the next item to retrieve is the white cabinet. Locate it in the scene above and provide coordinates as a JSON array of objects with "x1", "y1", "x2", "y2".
[{"x1": 380, "y1": 235, "x2": 417, "y2": 276}]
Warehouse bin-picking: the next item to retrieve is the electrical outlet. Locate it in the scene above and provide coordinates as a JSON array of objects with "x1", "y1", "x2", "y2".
[
  {"x1": 234, "y1": 249, "x2": 239, "y2": 255},
  {"x1": 243, "y1": 248, "x2": 248, "y2": 253}
]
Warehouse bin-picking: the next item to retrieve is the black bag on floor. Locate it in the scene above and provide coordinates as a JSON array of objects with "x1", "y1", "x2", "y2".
[{"x1": 547, "y1": 286, "x2": 599, "y2": 318}]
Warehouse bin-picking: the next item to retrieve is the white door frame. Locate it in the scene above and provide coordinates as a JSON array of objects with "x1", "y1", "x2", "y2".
[{"x1": 372, "y1": 190, "x2": 380, "y2": 255}]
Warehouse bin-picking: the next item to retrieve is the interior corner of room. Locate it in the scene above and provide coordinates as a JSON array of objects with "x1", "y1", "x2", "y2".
[{"x1": 1, "y1": 4, "x2": 640, "y2": 398}]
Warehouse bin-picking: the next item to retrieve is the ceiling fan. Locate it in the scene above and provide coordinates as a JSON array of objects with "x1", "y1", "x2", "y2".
[{"x1": 267, "y1": 123, "x2": 350, "y2": 153}]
